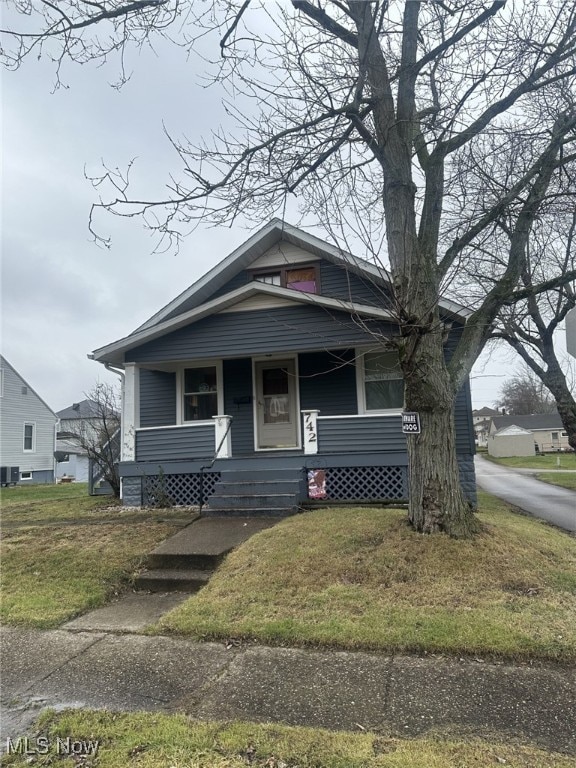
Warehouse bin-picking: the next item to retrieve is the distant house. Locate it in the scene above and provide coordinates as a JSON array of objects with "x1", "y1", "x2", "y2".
[
  {"x1": 472, "y1": 407, "x2": 500, "y2": 447},
  {"x1": 91, "y1": 219, "x2": 477, "y2": 510},
  {"x1": 0, "y1": 355, "x2": 58, "y2": 484},
  {"x1": 54, "y1": 438, "x2": 89, "y2": 483},
  {"x1": 56, "y1": 398, "x2": 120, "y2": 486},
  {"x1": 56, "y1": 399, "x2": 114, "y2": 443},
  {"x1": 489, "y1": 414, "x2": 571, "y2": 453}
]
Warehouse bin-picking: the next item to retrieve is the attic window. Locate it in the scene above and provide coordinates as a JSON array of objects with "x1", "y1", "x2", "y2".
[
  {"x1": 252, "y1": 265, "x2": 318, "y2": 294},
  {"x1": 255, "y1": 273, "x2": 281, "y2": 286}
]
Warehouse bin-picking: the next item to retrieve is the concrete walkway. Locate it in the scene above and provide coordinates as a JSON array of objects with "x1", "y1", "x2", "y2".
[
  {"x1": 475, "y1": 455, "x2": 576, "y2": 532},
  {"x1": 2, "y1": 626, "x2": 575, "y2": 755}
]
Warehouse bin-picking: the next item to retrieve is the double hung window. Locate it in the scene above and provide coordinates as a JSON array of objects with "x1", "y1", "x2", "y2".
[
  {"x1": 361, "y1": 351, "x2": 404, "y2": 411},
  {"x1": 23, "y1": 423, "x2": 35, "y2": 451},
  {"x1": 183, "y1": 366, "x2": 218, "y2": 421}
]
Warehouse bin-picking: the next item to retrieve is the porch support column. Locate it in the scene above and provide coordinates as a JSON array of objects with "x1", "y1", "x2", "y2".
[
  {"x1": 122, "y1": 363, "x2": 140, "y2": 461},
  {"x1": 213, "y1": 415, "x2": 233, "y2": 459},
  {"x1": 302, "y1": 409, "x2": 320, "y2": 455}
]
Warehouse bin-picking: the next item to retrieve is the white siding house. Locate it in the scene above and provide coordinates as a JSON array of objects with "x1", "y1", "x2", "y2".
[{"x1": 0, "y1": 356, "x2": 58, "y2": 483}]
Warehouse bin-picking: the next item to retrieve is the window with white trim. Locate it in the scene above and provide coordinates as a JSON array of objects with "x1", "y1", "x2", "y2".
[
  {"x1": 20, "y1": 471, "x2": 32, "y2": 480},
  {"x1": 23, "y1": 423, "x2": 35, "y2": 451},
  {"x1": 362, "y1": 351, "x2": 404, "y2": 411},
  {"x1": 183, "y1": 366, "x2": 218, "y2": 421}
]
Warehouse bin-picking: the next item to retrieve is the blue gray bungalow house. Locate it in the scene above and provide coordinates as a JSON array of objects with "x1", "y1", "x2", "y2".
[{"x1": 91, "y1": 220, "x2": 476, "y2": 511}]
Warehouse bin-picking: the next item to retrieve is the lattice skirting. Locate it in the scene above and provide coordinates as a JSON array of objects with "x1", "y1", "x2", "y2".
[
  {"x1": 324, "y1": 466, "x2": 408, "y2": 501},
  {"x1": 144, "y1": 472, "x2": 220, "y2": 507}
]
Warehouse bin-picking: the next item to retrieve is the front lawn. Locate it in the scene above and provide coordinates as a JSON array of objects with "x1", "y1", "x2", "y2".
[
  {"x1": 0, "y1": 517, "x2": 186, "y2": 628},
  {"x1": 3, "y1": 710, "x2": 573, "y2": 768},
  {"x1": 1, "y1": 482, "x2": 195, "y2": 524},
  {"x1": 484, "y1": 454, "x2": 576, "y2": 470},
  {"x1": 159, "y1": 493, "x2": 576, "y2": 662}
]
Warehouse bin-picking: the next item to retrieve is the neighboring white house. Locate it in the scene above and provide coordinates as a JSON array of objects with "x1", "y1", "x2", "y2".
[
  {"x1": 56, "y1": 399, "x2": 110, "y2": 443},
  {"x1": 55, "y1": 437, "x2": 89, "y2": 483},
  {"x1": 472, "y1": 407, "x2": 500, "y2": 447},
  {"x1": 55, "y1": 398, "x2": 120, "y2": 488},
  {"x1": 489, "y1": 414, "x2": 571, "y2": 453},
  {"x1": 0, "y1": 355, "x2": 58, "y2": 484}
]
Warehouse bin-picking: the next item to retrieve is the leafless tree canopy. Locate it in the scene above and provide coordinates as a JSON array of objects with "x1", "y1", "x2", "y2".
[
  {"x1": 4, "y1": 0, "x2": 575, "y2": 534},
  {"x1": 497, "y1": 367, "x2": 556, "y2": 416},
  {"x1": 61, "y1": 383, "x2": 121, "y2": 496}
]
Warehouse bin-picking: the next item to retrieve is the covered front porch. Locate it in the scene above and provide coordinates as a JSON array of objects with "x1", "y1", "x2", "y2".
[{"x1": 118, "y1": 349, "x2": 475, "y2": 509}]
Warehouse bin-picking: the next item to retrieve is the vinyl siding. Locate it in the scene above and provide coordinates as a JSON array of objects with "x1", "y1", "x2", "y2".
[
  {"x1": 298, "y1": 350, "x2": 357, "y2": 415},
  {"x1": 445, "y1": 324, "x2": 476, "y2": 455},
  {"x1": 135, "y1": 424, "x2": 214, "y2": 462},
  {"x1": 454, "y1": 379, "x2": 475, "y2": 454},
  {"x1": 140, "y1": 370, "x2": 176, "y2": 427},
  {"x1": 319, "y1": 261, "x2": 388, "y2": 307},
  {"x1": 318, "y1": 415, "x2": 407, "y2": 453},
  {"x1": 0, "y1": 358, "x2": 57, "y2": 475},
  {"x1": 159, "y1": 255, "x2": 390, "y2": 322},
  {"x1": 223, "y1": 358, "x2": 254, "y2": 455},
  {"x1": 126, "y1": 306, "x2": 395, "y2": 363}
]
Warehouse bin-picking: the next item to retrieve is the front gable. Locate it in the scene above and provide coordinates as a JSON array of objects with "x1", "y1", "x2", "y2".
[
  {"x1": 92, "y1": 219, "x2": 471, "y2": 366},
  {"x1": 157, "y1": 239, "x2": 389, "y2": 326}
]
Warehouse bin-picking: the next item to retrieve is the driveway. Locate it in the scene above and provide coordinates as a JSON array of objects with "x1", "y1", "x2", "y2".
[{"x1": 474, "y1": 455, "x2": 576, "y2": 532}]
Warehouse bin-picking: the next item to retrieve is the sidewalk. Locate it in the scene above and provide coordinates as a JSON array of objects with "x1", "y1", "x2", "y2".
[{"x1": 2, "y1": 624, "x2": 575, "y2": 755}]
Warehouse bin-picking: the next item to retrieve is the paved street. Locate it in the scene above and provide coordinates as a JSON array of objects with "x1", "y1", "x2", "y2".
[{"x1": 475, "y1": 455, "x2": 576, "y2": 532}]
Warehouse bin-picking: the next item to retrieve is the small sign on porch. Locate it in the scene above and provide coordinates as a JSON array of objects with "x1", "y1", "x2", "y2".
[
  {"x1": 307, "y1": 469, "x2": 327, "y2": 499},
  {"x1": 402, "y1": 411, "x2": 421, "y2": 434}
]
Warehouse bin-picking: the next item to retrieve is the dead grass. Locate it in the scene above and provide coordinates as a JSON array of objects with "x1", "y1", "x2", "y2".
[
  {"x1": 3, "y1": 710, "x2": 573, "y2": 768},
  {"x1": 0, "y1": 520, "x2": 182, "y2": 627},
  {"x1": 159, "y1": 493, "x2": 576, "y2": 661}
]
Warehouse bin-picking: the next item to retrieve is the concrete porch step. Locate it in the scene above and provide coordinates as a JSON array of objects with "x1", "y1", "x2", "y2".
[
  {"x1": 213, "y1": 480, "x2": 302, "y2": 496},
  {"x1": 135, "y1": 568, "x2": 212, "y2": 593},
  {"x1": 203, "y1": 506, "x2": 297, "y2": 518},
  {"x1": 136, "y1": 516, "x2": 281, "y2": 592},
  {"x1": 146, "y1": 552, "x2": 223, "y2": 571},
  {"x1": 218, "y1": 468, "x2": 304, "y2": 483},
  {"x1": 208, "y1": 493, "x2": 298, "y2": 509}
]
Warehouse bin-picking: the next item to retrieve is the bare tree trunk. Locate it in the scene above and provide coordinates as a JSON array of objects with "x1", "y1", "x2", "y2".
[
  {"x1": 537, "y1": 359, "x2": 576, "y2": 452},
  {"x1": 401, "y1": 319, "x2": 480, "y2": 537},
  {"x1": 500, "y1": 333, "x2": 576, "y2": 452}
]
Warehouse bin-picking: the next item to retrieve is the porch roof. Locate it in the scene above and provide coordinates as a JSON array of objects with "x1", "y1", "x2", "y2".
[{"x1": 91, "y1": 281, "x2": 396, "y2": 366}]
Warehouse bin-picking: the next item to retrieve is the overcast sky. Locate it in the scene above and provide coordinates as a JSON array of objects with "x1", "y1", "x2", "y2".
[{"x1": 1, "y1": 20, "x2": 570, "y2": 413}]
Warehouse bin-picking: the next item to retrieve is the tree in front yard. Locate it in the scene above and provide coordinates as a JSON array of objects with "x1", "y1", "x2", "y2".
[{"x1": 3, "y1": 1, "x2": 576, "y2": 535}]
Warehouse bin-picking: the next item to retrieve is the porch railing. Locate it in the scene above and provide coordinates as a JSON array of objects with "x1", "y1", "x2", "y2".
[{"x1": 134, "y1": 416, "x2": 232, "y2": 463}]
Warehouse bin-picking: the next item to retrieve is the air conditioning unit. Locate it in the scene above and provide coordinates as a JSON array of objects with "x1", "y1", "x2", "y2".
[{"x1": 1, "y1": 466, "x2": 20, "y2": 486}]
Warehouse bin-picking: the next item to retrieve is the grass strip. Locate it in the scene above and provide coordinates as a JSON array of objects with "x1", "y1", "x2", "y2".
[
  {"x1": 158, "y1": 493, "x2": 576, "y2": 662},
  {"x1": 3, "y1": 710, "x2": 574, "y2": 767},
  {"x1": 483, "y1": 454, "x2": 576, "y2": 470},
  {"x1": 536, "y1": 473, "x2": 576, "y2": 490}
]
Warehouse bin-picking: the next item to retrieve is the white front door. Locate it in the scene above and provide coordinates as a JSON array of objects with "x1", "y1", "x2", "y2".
[{"x1": 255, "y1": 359, "x2": 299, "y2": 449}]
